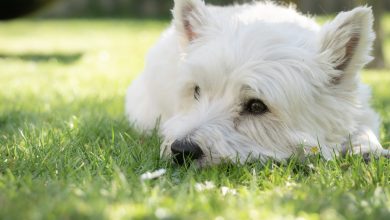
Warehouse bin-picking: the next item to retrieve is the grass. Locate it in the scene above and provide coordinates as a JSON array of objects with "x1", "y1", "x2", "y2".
[{"x1": 0, "y1": 15, "x2": 390, "y2": 219}]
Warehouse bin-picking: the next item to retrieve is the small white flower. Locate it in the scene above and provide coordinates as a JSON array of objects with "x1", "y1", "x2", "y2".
[
  {"x1": 251, "y1": 168, "x2": 256, "y2": 176},
  {"x1": 155, "y1": 208, "x2": 170, "y2": 219},
  {"x1": 221, "y1": 186, "x2": 237, "y2": 196},
  {"x1": 140, "y1": 169, "x2": 166, "y2": 181},
  {"x1": 195, "y1": 181, "x2": 215, "y2": 191},
  {"x1": 286, "y1": 181, "x2": 297, "y2": 187}
]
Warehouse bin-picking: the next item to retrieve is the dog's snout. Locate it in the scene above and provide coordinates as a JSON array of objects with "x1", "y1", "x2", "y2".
[{"x1": 171, "y1": 139, "x2": 203, "y2": 165}]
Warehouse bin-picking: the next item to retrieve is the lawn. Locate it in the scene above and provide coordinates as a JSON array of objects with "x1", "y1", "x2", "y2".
[{"x1": 0, "y1": 15, "x2": 390, "y2": 220}]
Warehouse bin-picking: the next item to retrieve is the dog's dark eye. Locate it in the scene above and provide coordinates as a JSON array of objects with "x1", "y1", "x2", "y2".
[
  {"x1": 194, "y1": 85, "x2": 200, "y2": 100},
  {"x1": 244, "y1": 99, "x2": 268, "y2": 115}
]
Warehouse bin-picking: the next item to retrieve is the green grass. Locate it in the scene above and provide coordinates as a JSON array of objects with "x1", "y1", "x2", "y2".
[{"x1": 1, "y1": 16, "x2": 390, "y2": 220}]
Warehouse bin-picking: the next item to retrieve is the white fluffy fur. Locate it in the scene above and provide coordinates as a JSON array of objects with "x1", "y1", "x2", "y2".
[{"x1": 125, "y1": 0, "x2": 389, "y2": 165}]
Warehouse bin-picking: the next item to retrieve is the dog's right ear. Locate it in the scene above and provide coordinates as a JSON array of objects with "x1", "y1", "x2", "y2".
[{"x1": 173, "y1": 0, "x2": 209, "y2": 45}]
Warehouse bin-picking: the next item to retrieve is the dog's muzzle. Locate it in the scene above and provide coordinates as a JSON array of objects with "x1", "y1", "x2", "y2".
[{"x1": 171, "y1": 139, "x2": 203, "y2": 165}]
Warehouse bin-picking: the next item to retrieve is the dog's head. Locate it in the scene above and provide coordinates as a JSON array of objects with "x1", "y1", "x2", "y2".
[{"x1": 162, "y1": 0, "x2": 375, "y2": 166}]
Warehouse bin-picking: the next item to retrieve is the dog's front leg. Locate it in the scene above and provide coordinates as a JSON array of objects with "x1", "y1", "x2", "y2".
[{"x1": 346, "y1": 127, "x2": 390, "y2": 158}]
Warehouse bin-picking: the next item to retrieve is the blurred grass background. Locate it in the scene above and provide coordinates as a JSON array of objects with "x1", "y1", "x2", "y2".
[
  {"x1": 0, "y1": 0, "x2": 390, "y2": 219},
  {"x1": 2, "y1": 0, "x2": 388, "y2": 67}
]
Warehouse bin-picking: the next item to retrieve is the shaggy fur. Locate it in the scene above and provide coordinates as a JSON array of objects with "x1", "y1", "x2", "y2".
[{"x1": 125, "y1": 0, "x2": 389, "y2": 166}]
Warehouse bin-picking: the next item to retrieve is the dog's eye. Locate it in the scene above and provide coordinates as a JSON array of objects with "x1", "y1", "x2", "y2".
[
  {"x1": 194, "y1": 85, "x2": 200, "y2": 100},
  {"x1": 244, "y1": 99, "x2": 268, "y2": 115}
]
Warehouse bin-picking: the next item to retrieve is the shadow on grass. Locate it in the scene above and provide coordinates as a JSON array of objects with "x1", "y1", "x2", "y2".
[
  {"x1": 0, "y1": 52, "x2": 83, "y2": 64},
  {"x1": 0, "y1": 107, "x2": 129, "y2": 139}
]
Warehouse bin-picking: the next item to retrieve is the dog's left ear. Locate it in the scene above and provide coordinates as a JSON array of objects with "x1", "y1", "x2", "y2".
[
  {"x1": 173, "y1": 0, "x2": 209, "y2": 45},
  {"x1": 319, "y1": 7, "x2": 375, "y2": 85}
]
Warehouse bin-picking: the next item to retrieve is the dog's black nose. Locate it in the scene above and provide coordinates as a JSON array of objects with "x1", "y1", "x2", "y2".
[{"x1": 171, "y1": 139, "x2": 203, "y2": 165}]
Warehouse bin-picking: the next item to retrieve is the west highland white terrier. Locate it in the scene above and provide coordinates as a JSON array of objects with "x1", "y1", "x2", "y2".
[{"x1": 126, "y1": 0, "x2": 389, "y2": 166}]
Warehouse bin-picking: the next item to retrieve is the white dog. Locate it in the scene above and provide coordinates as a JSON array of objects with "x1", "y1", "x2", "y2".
[{"x1": 126, "y1": 0, "x2": 389, "y2": 165}]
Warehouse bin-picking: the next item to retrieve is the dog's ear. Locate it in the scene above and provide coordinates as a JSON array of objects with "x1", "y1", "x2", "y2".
[
  {"x1": 319, "y1": 7, "x2": 375, "y2": 85},
  {"x1": 173, "y1": 0, "x2": 209, "y2": 45}
]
